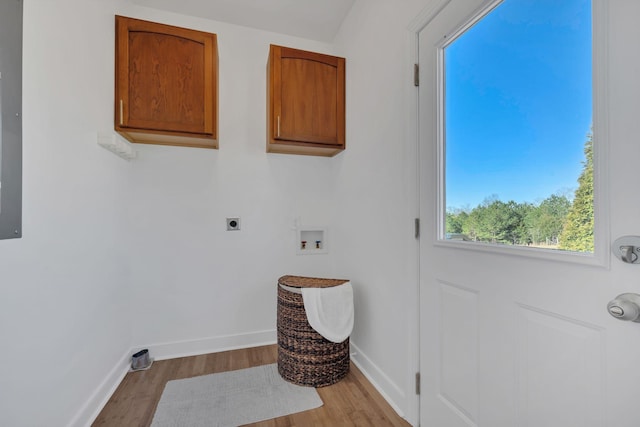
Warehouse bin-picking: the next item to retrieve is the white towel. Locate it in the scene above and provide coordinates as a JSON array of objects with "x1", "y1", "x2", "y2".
[{"x1": 301, "y1": 282, "x2": 354, "y2": 343}]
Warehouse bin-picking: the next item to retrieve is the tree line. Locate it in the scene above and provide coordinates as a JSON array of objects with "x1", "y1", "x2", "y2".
[{"x1": 446, "y1": 133, "x2": 594, "y2": 252}]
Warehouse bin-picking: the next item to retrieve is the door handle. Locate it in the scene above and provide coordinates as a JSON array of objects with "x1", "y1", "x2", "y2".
[
  {"x1": 619, "y1": 245, "x2": 637, "y2": 263},
  {"x1": 607, "y1": 293, "x2": 640, "y2": 322},
  {"x1": 612, "y1": 236, "x2": 640, "y2": 264}
]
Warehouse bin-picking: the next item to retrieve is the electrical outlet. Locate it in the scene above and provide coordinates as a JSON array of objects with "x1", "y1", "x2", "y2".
[{"x1": 226, "y1": 217, "x2": 240, "y2": 231}]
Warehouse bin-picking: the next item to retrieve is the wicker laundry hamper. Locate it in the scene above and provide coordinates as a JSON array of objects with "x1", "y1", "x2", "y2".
[{"x1": 277, "y1": 275, "x2": 350, "y2": 387}]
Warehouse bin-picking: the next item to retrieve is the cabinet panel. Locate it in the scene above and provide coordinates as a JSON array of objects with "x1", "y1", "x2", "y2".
[
  {"x1": 127, "y1": 31, "x2": 205, "y2": 133},
  {"x1": 115, "y1": 16, "x2": 217, "y2": 149},
  {"x1": 268, "y1": 45, "x2": 345, "y2": 157}
]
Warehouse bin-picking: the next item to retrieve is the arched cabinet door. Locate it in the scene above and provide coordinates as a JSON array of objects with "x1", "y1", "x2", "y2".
[
  {"x1": 115, "y1": 16, "x2": 218, "y2": 149},
  {"x1": 267, "y1": 44, "x2": 345, "y2": 157}
]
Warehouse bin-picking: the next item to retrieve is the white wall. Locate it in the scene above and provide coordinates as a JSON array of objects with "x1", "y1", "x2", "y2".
[
  {"x1": 0, "y1": 0, "x2": 356, "y2": 425},
  {"x1": 331, "y1": 0, "x2": 426, "y2": 421},
  {"x1": 0, "y1": 1, "x2": 132, "y2": 426},
  {"x1": 0, "y1": 0, "x2": 438, "y2": 425},
  {"x1": 117, "y1": 7, "x2": 340, "y2": 355}
]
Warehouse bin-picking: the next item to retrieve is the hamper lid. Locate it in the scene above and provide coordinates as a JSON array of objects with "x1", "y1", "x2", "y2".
[{"x1": 278, "y1": 275, "x2": 349, "y2": 288}]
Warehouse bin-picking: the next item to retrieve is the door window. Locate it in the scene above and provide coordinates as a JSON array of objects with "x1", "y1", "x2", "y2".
[{"x1": 442, "y1": 0, "x2": 593, "y2": 253}]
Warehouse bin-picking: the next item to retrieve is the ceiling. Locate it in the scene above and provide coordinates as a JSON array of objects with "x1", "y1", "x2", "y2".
[{"x1": 128, "y1": 0, "x2": 356, "y2": 42}]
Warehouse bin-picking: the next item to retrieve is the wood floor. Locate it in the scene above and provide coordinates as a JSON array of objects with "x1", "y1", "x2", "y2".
[{"x1": 93, "y1": 344, "x2": 411, "y2": 426}]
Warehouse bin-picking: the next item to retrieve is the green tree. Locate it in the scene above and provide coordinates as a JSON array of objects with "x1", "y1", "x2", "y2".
[
  {"x1": 457, "y1": 198, "x2": 530, "y2": 245},
  {"x1": 512, "y1": 201, "x2": 535, "y2": 244},
  {"x1": 525, "y1": 194, "x2": 571, "y2": 245},
  {"x1": 487, "y1": 200, "x2": 530, "y2": 244},
  {"x1": 462, "y1": 206, "x2": 484, "y2": 241},
  {"x1": 525, "y1": 206, "x2": 544, "y2": 245},
  {"x1": 446, "y1": 210, "x2": 468, "y2": 234},
  {"x1": 559, "y1": 133, "x2": 594, "y2": 252}
]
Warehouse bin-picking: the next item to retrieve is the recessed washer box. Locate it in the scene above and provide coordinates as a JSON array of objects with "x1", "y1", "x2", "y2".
[{"x1": 297, "y1": 227, "x2": 327, "y2": 254}]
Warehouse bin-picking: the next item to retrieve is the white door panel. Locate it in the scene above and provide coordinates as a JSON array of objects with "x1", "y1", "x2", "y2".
[{"x1": 418, "y1": 1, "x2": 640, "y2": 426}]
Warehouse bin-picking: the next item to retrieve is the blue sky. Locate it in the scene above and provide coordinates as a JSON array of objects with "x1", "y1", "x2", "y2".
[{"x1": 445, "y1": 0, "x2": 592, "y2": 211}]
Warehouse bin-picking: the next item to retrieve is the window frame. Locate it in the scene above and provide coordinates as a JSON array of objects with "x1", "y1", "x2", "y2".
[{"x1": 433, "y1": 0, "x2": 609, "y2": 267}]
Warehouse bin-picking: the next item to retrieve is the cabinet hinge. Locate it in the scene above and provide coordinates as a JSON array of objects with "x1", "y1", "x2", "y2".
[
  {"x1": 415, "y1": 218, "x2": 420, "y2": 239},
  {"x1": 415, "y1": 372, "x2": 421, "y2": 395},
  {"x1": 414, "y1": 63, "x2": 419, "y2": 87}
]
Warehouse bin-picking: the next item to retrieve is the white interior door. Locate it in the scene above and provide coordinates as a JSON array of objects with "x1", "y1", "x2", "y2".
[{"x1": 418, "y1": 1, "x2": 640, "y2": 426}]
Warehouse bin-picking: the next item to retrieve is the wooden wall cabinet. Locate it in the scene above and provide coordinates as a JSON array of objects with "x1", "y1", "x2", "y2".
[
  {"x1": 115, "y1": 16, "x2": 218, "y2": 149},
  {"x1": 267, "y1": 45, "x2": 345, "y2": 157}
]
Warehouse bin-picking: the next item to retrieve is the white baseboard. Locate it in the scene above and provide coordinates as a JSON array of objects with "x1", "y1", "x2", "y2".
[
  {"x1": 74, "y1": 329, "x2": 277, "y2": 427},
  {"x1": 69, "y1": 348, "x2": 131, "y2": 427},
  {"x1": 140, "y1": 329, "x2": 277, "y2": 361},
  {"x1": 350, "y1": 342, "x2": 407, "y2": 420}
]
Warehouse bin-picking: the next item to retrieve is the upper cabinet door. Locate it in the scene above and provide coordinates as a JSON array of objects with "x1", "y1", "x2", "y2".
[
  {"x1": 115, "y1": 16, "x2": 218, "y2": 149},
  {"x1": 268, "y1": 45, "x2": 345, "y2": 157}
]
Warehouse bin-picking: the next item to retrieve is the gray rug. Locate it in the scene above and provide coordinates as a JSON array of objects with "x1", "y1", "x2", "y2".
[{"x1": 150, "y1": 363, "x2": 323, "y2": 427}]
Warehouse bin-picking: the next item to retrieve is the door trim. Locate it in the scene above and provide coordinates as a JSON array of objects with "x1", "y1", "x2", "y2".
[{"x1": 406, "y1": 2, "x2": 457, "y2": 425}]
